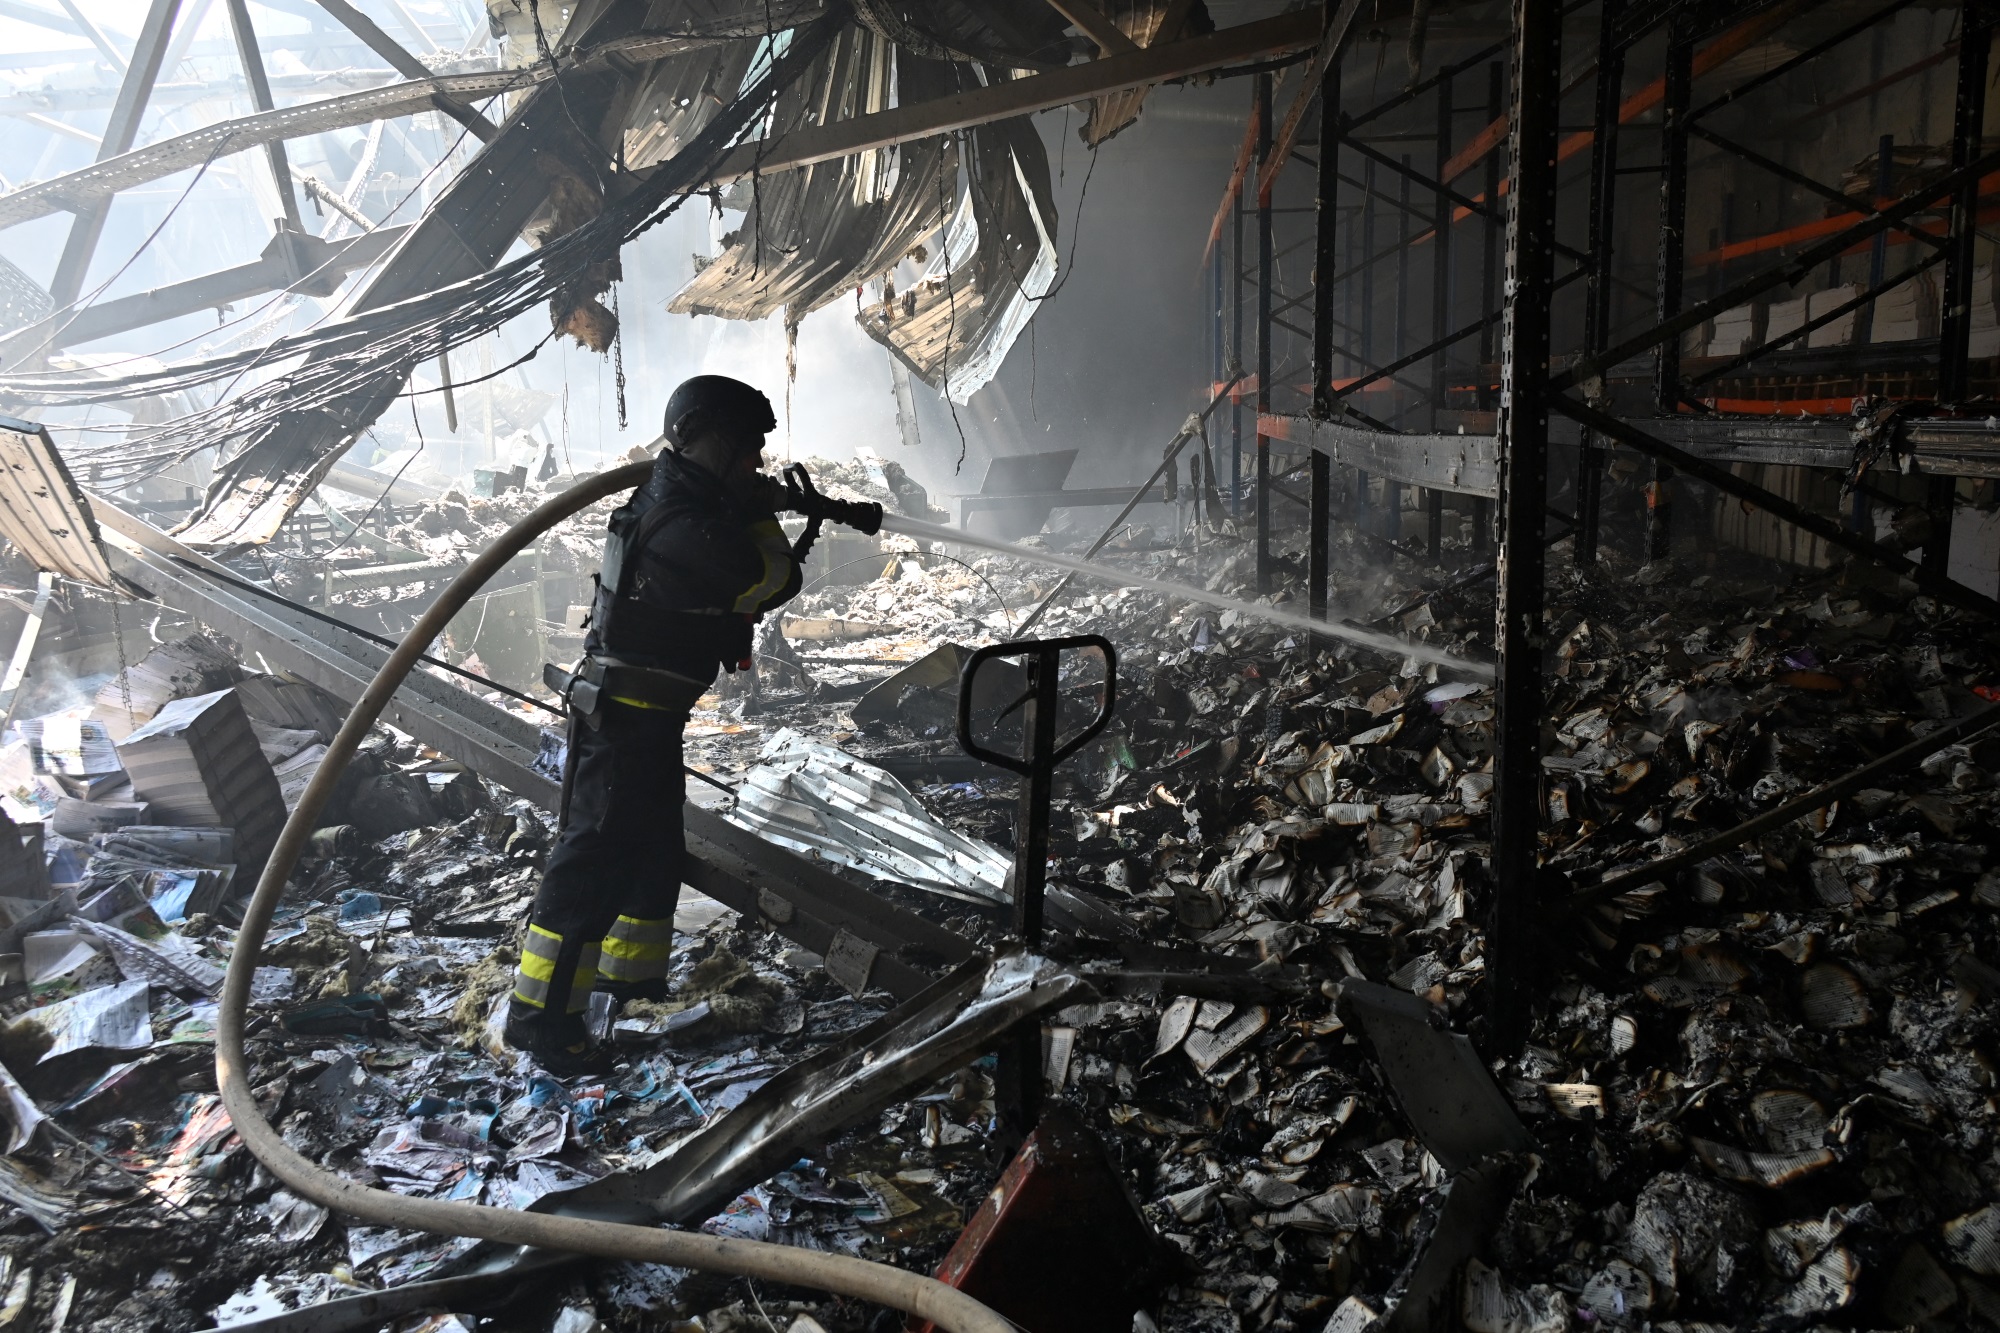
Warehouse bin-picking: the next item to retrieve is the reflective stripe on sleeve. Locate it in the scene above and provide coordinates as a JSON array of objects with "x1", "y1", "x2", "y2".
[{"x1": 731, "y1": 519, "x2": 794, "y2": 614}]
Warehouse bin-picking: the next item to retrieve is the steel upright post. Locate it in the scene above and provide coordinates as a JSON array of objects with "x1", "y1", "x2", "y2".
[
  {"x1": 1939, "y1": 9, "x2": 1992, "y2": 405},
  {"x1": 1310, "y1": 454, "x2": 1330, "y2": 625},
  {"x1": 1932, "y1": 1, "x2": 1993, "y2": 573},
  {"x1": 1314, "y1": 64, "x2": 1341, "y2": 419},
  {"x1": 1256, "y1": 70, "x2": 1274, "y2": 592},
  {"x1": 1349, "y1": 179, "x2": 1371, "y2": 529},
  {"x1": 1475, "y1": 61, "x2": 1504, "y2": 398},
  {"x1": 1396, "y1": 160, "x2": 1412, "y2": 371},
  {"x1": 1311, "y1": 64, "x2": 1339, "y2": 624},
  {"x1": 1232, "y1": 103, "x2": 1247, "y2": 517},
  {"x1": 1862, "y1": 134, "x2": 1894, "y2": 344},
  {"x1": 1429, "y1": 72, "x2": 1454, "y2": 559},
  {"x1": 1211, "y1": 242, "x2": 1224, "y2": 539},
  {"x1": 1490, "y1": 0, "x2": 1560, "y2": 1053},
  {"x1": 1360, "y1": 157, "x2": 1377, "y2": 391},
  {"x1": 1213, "y1": 245, "x2": 1225, "y2": 406},
  {"x1": 1852, "y1": 149, "x2": 1882, "y2": 535},
  {"x1": 1472, "y1": 60, "x2": 1503, "y2": 555},
  {"x1": 1362, "y1": 158, "x2": 1394, "y2": 538},
  {"x1": 1576, "y1": 0, "x2": 1623, "y2": 566},
  {"x1": 1648, "y1": 21, "x2": 1691, "y2": 563},
  {"x1": 1384, "y1": 160, "x2": 1416, "y2": 540}
]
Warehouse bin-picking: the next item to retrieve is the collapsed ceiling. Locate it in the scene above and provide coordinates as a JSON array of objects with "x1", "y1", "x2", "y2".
[{"x1": 0, "y1": 0, "x2": 1210, "y2": 547}]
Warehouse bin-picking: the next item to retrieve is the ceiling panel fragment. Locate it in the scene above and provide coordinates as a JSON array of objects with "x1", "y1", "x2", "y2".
[
  {"x1": 849, "y1": 0, "x2": 1075, "y2": 68},
  {"x1": 668, "y1": 33, "x2": 962, "y2": 324},
  {"x1": 857, "y1": 112, "x2": 1058, "y2": 402},
  {"x1": 666, "y1": 34, "x2": 1060, "y2": 402},
  {"x1": 1082, "y1": 0, "x2": 1210, "y2": 146},
  {"x1": 0, "y1": 415, "x2": 117, "y2": 587}
]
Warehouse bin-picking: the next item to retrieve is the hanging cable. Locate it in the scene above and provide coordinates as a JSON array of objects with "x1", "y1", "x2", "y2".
[{"x1": 9, "y1": 19, "x2": 846, "y2": 492}]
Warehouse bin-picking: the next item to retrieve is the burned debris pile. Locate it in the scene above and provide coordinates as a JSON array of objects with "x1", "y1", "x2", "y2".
[
  {"x1": 0, "y1": 475, "x2": 1989, "y2": 1333},
  {"x1": 4, "y1": 0, "x2": 1997, "y2": 1326},
  {"x1": 671, "y1": 516, "x2": 2000, "y2": 1331}
]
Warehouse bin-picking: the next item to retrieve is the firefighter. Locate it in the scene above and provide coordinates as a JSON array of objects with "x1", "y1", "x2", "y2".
[{"x1": 505, "y1": 375, "x2": 881, "y2": 1073}]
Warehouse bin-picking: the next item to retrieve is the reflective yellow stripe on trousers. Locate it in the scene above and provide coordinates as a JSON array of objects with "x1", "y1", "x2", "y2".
[
  {"x1": 513, "y1": 924, "x2": 599, "y2": 1013},
  {"x1": 598, "y1": 915, "x2": 674, "y2": 983}
]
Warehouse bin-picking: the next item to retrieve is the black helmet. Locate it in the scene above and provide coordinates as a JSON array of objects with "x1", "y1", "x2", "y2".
[{"x1": 662, "y1": 375, "x2": 776, "y2": 449}]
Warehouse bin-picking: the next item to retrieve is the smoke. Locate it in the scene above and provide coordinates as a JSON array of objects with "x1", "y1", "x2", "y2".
[
  {"x1": 492, "y1": 78, "x2": 1248, "y2": 496},
  {"x1": 878, "y1": 511, "x2": 1493, "y2": 680}
]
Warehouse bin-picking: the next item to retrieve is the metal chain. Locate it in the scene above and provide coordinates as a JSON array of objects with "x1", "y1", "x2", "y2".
[
  {"x1": 612, "y1": 284, "x2": 629, "y2": 430},
  {"x1": 108, "y1": 587, "x2": 134, "y2": 728}
]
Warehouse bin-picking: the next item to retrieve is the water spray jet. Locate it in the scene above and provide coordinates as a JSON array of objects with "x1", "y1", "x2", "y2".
[{"x1": 874, "y1": 513, "x2": 1492, "y2": 681}]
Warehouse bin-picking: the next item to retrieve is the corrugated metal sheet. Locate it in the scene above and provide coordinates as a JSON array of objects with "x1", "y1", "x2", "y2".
[
  {"x1": 0, "y1": 416, "x2": 115, "y2": 588},
  {"x1": 849, "y1": 0, "x2": 1072, "y2": 68},
  {"x1": 621, "y1": 44, "x2": 760, "y2": 170},
  {"x1": 669, "y1": 32, "x2": 962, "y2": 324},
  {"x1": 665, "y1": 31, "x2": 1059, "y2": 402},
  {"x1": 728, "y1": 728, "x2": 1013, "y2": 904},
  {"x1": 0, "y1": 25, "x2": 775, "y2": 235},
  {"x1": 61, "y1": 3, "x2": 1108, "y2": 547},
  {"x1": 1082, "y1": 0, "x2": 1180, "y2": 145},
  {"x1": 856, "y1": 113, "x2": 1058, "y2": 402}
]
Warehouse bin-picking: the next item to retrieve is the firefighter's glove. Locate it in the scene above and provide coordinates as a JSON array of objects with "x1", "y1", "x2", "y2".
[{"x1": 780, "y1": 463, "x2": 884, "y2": 535}]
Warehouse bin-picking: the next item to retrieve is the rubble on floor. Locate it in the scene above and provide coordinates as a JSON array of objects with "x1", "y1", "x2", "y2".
[
  {"x1": 727, "y1": 730, "x2": 1013, "y2": 906},
  {"x1": 657, "y1": 514, "x2": 2000, "y2": 1332},
  {"x1": 0, "y1": 477, "x2": 1991, "y2": 1333}
]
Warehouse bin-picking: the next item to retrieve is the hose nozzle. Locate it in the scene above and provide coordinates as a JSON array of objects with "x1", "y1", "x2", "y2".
[{"x1": 781, "y1": 463, "x2": 884, "y2": 535}]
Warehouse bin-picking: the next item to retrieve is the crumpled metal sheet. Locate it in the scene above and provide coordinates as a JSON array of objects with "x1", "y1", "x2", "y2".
[
  {"x1": 726, "y1": 728, "x2": 1013, "y2": 903},
  {"x1": 167, "y1": 9, "x2": 796, "y2": 550},
  {"x1": 1079, "y1": 0, "x2": 1183, "y2": 146},
  {"x1": 669, "y1": 29, "x2": 961, "y2": 325},
  {"x1": 619, "y1": 42, "x2": 760, "y2": 170},
  {"x1": 548, "y1": 949, "x2": 1092, "y2": 1225},
  {"x1": 0, "y1": 417, "x2": 116, "y2": 589},
  {"x1": 856, "y1": 112, "x2": 1058, "y2": 402},
  {"x1": 848, "y1": 0, "x2": 1072, "y2": 68}
]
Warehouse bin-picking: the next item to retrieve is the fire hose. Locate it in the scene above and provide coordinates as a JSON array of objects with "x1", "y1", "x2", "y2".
[{"x1": 214, "y1": 462, "x2": 1015, "y2": 1333}]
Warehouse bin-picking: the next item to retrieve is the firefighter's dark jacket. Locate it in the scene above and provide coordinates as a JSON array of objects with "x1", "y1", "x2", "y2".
[{"x1": 585, "y1": 447, "x2": 802, "y2": 680}]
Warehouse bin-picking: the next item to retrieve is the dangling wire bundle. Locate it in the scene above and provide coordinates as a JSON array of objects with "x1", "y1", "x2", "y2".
[{"x1": 5, "y1": 16, "x2": 845, "y2": 484}]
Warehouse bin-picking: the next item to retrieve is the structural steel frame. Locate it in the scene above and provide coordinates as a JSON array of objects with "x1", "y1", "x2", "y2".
[
  {"x1": 1206, "y1": 0, "x2": 2000, "y2": 1045},
  {"x1": 16, "y1": 0, "x2": 2000, "y2": 1056}
]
